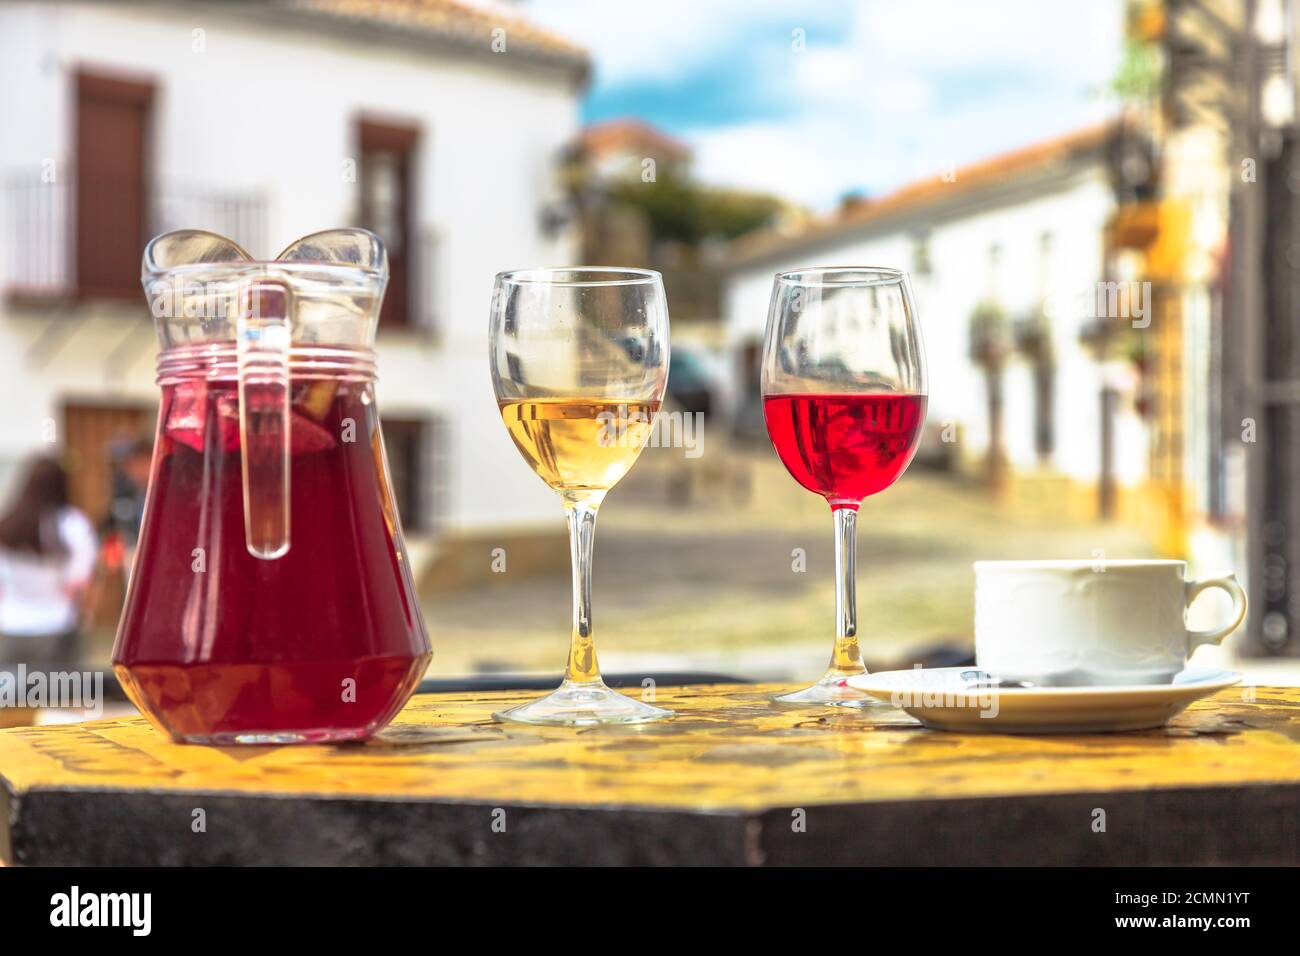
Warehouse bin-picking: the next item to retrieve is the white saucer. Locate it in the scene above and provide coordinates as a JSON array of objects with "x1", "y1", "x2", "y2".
[{"x1": 847, "y1": 667, "x2": 1243, "y2": 733}]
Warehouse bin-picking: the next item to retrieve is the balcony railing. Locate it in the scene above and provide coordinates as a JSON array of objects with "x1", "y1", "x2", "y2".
[
  {"x1": 4, "y1": 171, "x2": 267, "y2": 303},
  {"x1": 6, "y1": 176, "x2": 72, "y2": 297},
  {"x1": 153, "y1": 185, "x2": 268, "y2": 259},
  {"x1": 366, "y1": 222, "x2": 440, "y2": 335}
]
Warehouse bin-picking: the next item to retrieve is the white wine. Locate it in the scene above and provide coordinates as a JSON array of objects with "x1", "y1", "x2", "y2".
[{"x1": 499, "y1": 398, "x2": 659, "y2": 493}]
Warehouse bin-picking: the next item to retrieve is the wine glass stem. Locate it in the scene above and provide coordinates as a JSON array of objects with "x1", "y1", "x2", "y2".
[
  {"x1": 563, "y1": 493, "x2": 603, "y2": 684},
  {"x1": 827, "y1": 506, "x2": 864, "y2": 678}
]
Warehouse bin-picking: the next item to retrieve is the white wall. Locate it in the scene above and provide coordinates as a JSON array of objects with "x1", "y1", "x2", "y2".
[
  {"x1": 723, "y1": 166, "x2": 1147, "y2": 485},
  {"x1": 0, "y1": 1, "x2": 583, "y2": 532}
]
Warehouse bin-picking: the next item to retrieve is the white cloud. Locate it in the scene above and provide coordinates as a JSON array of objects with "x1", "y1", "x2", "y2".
[
  {"x1": 857, "y1": 0, "x2": 1121, "y2": 83},
  {"x1": 691, "y1": 96, "x2": 1117, "y2": 210},
  {"x1": 523, "y1": 0, "x2": 1126, "y2": 209}
]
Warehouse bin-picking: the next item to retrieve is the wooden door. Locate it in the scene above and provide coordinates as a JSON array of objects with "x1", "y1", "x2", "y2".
[
  {"x1": 75, "y1": 70, "x2": 153, "y2": 300},
  {"x1": 62, "y1": 402, "x2": 154, "y2": 526}
]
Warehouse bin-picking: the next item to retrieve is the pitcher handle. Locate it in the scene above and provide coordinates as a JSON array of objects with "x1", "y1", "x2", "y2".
[
  {"x1": 1185, "y1": 573, "x2": 1248, "y2": 653},
  {"x1": 237, "y1": 280, "x2": 292, "y2": 559}
]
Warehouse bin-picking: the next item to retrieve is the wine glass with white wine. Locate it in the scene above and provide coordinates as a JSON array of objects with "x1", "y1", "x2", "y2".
[{"x1": 489, "y1": 267, "x2": 671, "y2": 725}]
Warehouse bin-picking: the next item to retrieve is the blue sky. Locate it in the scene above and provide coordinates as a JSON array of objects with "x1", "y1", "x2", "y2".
[{"x1": 526, "y1": 0, "x2": 1125, "y2": 209}]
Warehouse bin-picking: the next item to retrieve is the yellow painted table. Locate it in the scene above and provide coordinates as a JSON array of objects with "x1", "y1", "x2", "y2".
[{"x1": 1, "y1": 684, "x2": 1298, "y2": 865}]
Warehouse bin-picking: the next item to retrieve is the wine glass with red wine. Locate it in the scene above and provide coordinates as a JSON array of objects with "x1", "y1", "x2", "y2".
[{"x1": 762, "y1": 267, "x2": 927, "y2": 707}]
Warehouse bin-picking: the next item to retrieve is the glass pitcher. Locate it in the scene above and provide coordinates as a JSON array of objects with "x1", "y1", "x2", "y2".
[{"x1": 112, "y1": 229, "x2": 432, "y2": 744}]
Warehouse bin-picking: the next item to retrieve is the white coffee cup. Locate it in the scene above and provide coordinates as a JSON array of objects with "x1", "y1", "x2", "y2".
[{"x1": 973, "y1": 559, "x2": 1247, "y2": 686}]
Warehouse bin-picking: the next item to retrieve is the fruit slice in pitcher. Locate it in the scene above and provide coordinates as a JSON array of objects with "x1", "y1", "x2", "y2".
[
  {"x1": 217, "y1": 391, "x2": 336, "y2": 454},
  {"x1": 164, "y1": 380, "x2": 211, "y2": 453},
  {"x1": 165, "y1": 381, "x2": 336, "y2": 455},
  {"x1": 294, "y1": 381, "x2": 339, "y2": 423},
  {"x1": 290, "y1": 410, "x2": 335, "y2": 453}
]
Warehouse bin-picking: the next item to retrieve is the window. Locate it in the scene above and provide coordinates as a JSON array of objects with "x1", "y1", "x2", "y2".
[
  {"x1": 382, "y1": 416, "x2": 447, "y2": 533},
  {"x1": 358, "y1": 118, "x2": 420, "y2": 328},
  {"x1": 912, "y1": 232, "x2": 932, "y2": 276},
  {"x1": 1034, "y1": 362, "x2": 1055, "y2": 461},
  {"x1": 1038, "y1": 231, "x2": 1053, "y2": 294}
]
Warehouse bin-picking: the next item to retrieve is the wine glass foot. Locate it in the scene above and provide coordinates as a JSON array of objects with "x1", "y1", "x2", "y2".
[
  {"x1": 494, "y1": 679, "x2": 673, "y2": 726},
  {"x1": 772, "y1": 673, "x2": 888, "y2": 708}
]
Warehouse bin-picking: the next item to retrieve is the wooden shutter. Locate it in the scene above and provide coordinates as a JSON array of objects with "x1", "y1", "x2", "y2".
[
  {"x1": 358, "y1": 118, "x2": 419, "y2": 329},
  {"x1": 75, "y1": 69, "x2": 153, "y2": 300}
]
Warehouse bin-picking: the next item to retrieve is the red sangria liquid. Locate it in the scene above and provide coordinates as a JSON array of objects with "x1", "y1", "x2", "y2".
[
  {"x1": 113, "y1": 373, "x2": 432, "y2": 744},
  {"x1": 763, "y1": 393, "x2": 928, "y2": 508}
]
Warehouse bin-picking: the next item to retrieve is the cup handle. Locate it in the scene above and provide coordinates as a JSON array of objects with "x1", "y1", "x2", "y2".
[
  {"x1": 1185, "y1": 573, "x2": 1248, "y2": 653},
  {"x1": 237, "y1": 280, "x2": 292, "y2": 559}
]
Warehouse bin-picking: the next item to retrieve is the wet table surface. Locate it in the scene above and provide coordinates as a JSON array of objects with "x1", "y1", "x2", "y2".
[{"x1": 1, "y1": 684, "x2": 1298, "y2": 865}]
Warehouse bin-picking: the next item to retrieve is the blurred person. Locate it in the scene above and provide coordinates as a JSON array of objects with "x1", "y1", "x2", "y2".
[
  {"x1": 105, "y1": 437, "x2": 153, "y2": 572},
  {"x1": 0, "y1": 456, "x2": 98, "y2": 669}
]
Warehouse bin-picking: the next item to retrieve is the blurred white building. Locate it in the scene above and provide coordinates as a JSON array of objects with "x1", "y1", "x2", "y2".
[
  {"x1": 575, "y1": 118, "x2": 692, "y2": 185},
  {"x1": 723, "y1": 124, "x2": 1153, "y2": 517},
  {"x1": 0, "y1": 0, "x2": 587, "y2": 578}
]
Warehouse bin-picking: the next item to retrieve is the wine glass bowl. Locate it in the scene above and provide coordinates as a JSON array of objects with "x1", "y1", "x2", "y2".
[
  {"x1": 489, "y1": 267, "x2": 671, "y2": 725},
  {"x1": 762, "y1": 267, "x2": 927, "y2": 706}
]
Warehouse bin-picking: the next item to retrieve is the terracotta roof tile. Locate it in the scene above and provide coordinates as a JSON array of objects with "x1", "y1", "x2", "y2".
[
  {"x1": 288, "y1": 0, "x2": 588, "y2": 69},
  {"x1": 730, "y1": 121, "x2": 1119, "y2": 266},
  {"x1": 578, "y1": 119, "x2": 692, "y2": 160}
]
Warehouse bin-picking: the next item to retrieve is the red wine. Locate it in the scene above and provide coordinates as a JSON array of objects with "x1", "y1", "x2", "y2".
[
  {"x1": 113, "y1": 377, "x2": 432, "y2": 744},
  {"x1": 764, "y1": 393, "x2": 927, "y2": 509}
]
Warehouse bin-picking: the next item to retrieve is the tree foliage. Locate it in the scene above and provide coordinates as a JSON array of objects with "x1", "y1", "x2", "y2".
[{"x1": 608, "y1": 171, "x2": 783, "y2": 244}]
